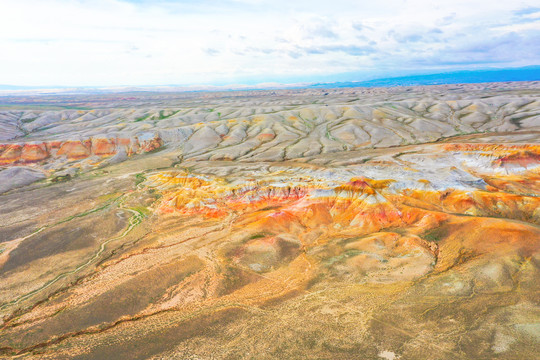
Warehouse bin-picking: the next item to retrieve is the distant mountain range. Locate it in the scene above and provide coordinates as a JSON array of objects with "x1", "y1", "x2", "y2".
[
  {"x1": 1, "y1": 66, "x2": 539, "y2": 94},
  {"x1": 308, "y1": 66, "x2": 540, "y2": 89}
]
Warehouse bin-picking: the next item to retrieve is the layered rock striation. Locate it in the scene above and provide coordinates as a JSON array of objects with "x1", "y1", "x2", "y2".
[{"x1": 0, "y1": 135, "x2": 163, "y2": 165}]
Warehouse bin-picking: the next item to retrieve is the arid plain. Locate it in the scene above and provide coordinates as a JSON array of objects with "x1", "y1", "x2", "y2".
[{"x1": 0, "y1": 82, "x2": 539, "y2": 359}]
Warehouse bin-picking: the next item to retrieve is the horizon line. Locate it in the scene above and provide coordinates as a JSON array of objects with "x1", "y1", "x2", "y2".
[{"x1": 1, "y1": 66, "x2": 539, "y2": 95}]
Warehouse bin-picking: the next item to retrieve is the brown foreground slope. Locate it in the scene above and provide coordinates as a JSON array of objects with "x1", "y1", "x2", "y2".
[{"x1": 0, "y1": 83, "x2": 539, "y2": 359}]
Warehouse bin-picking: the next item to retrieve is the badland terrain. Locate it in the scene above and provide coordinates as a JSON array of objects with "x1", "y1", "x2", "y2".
[{"x1": 0, "y1": 82, "x2": 539, "y2": 359}]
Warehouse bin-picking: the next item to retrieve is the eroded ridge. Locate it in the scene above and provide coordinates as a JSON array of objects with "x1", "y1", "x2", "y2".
[{"x1": 0, "y1": 85, "x2": 539, "y2": 359}]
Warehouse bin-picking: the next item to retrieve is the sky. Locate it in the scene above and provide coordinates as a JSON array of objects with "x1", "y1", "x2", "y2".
[{"x1": 0, "y1": 0, "x2": 539, "y2": 87}]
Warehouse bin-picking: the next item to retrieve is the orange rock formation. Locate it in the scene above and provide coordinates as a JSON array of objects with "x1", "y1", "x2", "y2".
[{"x1": 0, "y1": 135, "x2": 163, "y2": 165}]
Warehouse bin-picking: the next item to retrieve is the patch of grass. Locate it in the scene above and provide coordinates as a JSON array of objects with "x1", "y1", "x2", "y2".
[
  {"x1": 135, "y1": 173, "x2": 146, "y2": 186},
  {"x1": 97, "y1": 192, "x2": 122, "y2": 202},
  {"x1": 325, "y1": 129, "x2": 337, "y2": 141},
  {"x1": 129, "y1": 206, "x2": 151, "y2": 217},
  {"x1": 134, "y1": 114, "x2": 150, "y2": 122},
  {"x1": 51, "y1": 174, "x2": 71, "y2": 183},
  {"x1": 358, "y1": 157, "x2": 372, "y2": 164},
  {"x1": 421, "y1": 226, "x2": 449, "y2": 242},
  {"x1": 247, "y1": 232, "x2": 270, "y2": 241}
]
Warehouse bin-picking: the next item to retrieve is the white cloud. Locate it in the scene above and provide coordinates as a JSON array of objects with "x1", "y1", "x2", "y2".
[{"x1": 0, "y1": 0, "x2": 538, "y2": 86}]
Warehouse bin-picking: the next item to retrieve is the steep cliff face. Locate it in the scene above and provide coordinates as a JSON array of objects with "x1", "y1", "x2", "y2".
[{"x1": 0, "y1": 134, "x2": 163, "y2": 165}]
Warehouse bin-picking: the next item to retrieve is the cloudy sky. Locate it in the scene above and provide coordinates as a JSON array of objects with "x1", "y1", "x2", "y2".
[{"x1": 1, "y1": 0, "x2": 539, "y2": 86}]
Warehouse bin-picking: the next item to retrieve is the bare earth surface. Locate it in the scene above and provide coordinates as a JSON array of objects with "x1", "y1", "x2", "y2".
[{"x1": 0, "y1": 82, "x2": 539, "y2": 359}]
